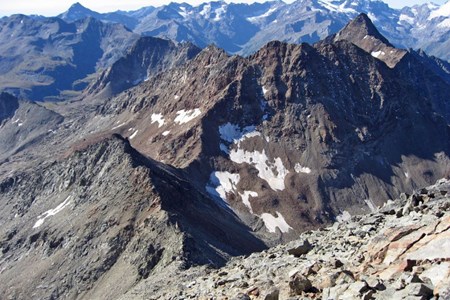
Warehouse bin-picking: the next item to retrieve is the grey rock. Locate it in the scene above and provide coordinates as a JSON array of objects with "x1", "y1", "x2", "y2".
[
  {"x1": 263, "y1": 287, "x2": 279, "y2": 300},
  {"x1": 289, "y1": 272, "x2": 312, "y2": 295},
  {"x1": 232, "y1": 293, "x2": 250, "y2": 300},
  {"x1": 288, "y1": 240, "x2": 313, "y2": 257}
]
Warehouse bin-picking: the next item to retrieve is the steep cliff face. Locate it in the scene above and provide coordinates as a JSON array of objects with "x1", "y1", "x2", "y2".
[{"x1": 0, "y1": 135, "x2": 265, "y2": 300}]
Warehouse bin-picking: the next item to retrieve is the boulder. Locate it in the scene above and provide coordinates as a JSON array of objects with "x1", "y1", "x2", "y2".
[
  {"x1": 287, "y1": 240, "x2": 313, "y2": 257},
  {"x1": 289, "y1": 272, "x2": 312, "y2": 295}
]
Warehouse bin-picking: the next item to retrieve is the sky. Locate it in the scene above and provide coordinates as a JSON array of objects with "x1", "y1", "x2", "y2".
[{"x1": 0, "y1": 0, "x2": 447, "y2": 17}]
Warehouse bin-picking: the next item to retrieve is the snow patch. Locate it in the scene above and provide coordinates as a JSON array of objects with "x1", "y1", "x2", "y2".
[
  {"x1": 247, "y1": 7, "x2": 277, "y2": 23},
  {"x1": 260, "y1": 212, "x2": 292, "y2": 233},
  {"x1": 199, "y1": 3, "x2": 211, "y2": 17},
  {"x1": 428, "y1": 2, "x2": 450, "y2": 20},
  {"x1": 206, "y1": 171, "x2": 240, "y2": 203},
  {"x1": 219, "y1": 123, "x2": 258, "y2": 143},
  {"x1": 371, "y1": 51, "x2": 385, "y2": 58},
  {"x1": 262, "y1": 86, "x2": 268, "y2": 95},
  {"x1": 33, "y1": 196, "x2": 72, "y2": 228},
  {"x1": 213, "y1": 4, "x2": 227, "y2": 21},
  {"x1": 438, "y1": 18, "x2": 450, "y2": 28},
  {"x1": 178, "y1": 6, "x2": 191, "y2": 18},
  {"x1": 151, "y1": 113, "x2": 165, "y2": 128},
  {"x1": 162, "y1": 130, "x2": 170, "y2": 136},
  {"x1": 174, "y1": 109, "x2": 201, "y2": 124},
  {"x1": 230, "y1": 148, "x2": 288, "y2": 191},
  {"x1": 294, "y1": 163, "x2": 312, "y2": 174},
  {"x1": 239, "y1": 191, "x2": 258, "y2": 213},
  {"x1": 399, "y1": 14, "x2": 414, "y2": 24},
  {"x1": 129, "y1": 130, "x2": 139, "y2": 139}
]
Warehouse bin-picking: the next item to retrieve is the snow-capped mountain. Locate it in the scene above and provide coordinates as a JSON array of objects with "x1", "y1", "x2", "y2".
[{"x1": 57, "y1": 0, "x2": 450, "y2": 60}]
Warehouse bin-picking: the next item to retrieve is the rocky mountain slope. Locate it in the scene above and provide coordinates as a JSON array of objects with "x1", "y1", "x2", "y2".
[
  {"x1": 86, "y1": 36, "x2": 201, "y2": 99},
  {"x1": 118, "y1": 178, "x2": 450, "y2": 299},
  {"x1": 84, "y1": 13, "x2": 449, "y2": 243},
  {"x1": 0, "y1": 134, "x2": 265, "y2": 300},
  {"x1": 0, "y1": 12, "x2": 448, "y2": 300},
  {"x1": 57, "y1": 0, "x2": 450, "y2": 61},
  {"x1": 0, "y1": 14, "x2": 138, "y2": 100},
  {"x1": 0, "y1": 92, "x2": 63, "y2": 163}
]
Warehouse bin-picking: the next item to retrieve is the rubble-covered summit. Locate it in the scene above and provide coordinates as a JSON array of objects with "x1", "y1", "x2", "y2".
[{"x1": 120, "y1": 178, "x2": 450, "y2": 299}]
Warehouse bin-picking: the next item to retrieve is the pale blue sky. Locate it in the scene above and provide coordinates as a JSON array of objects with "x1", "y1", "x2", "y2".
[{"x1": 0, "y1": 0, "x2": 447, "y2": 17}]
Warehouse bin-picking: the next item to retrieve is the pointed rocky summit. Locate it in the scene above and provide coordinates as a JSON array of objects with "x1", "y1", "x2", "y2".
[{"x1": 333, "y1": 13, "x2": 406, "y2": 67}]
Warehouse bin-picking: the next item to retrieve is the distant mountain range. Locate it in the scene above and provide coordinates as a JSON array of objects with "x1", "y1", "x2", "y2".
[
  {"x1": 0, "y1": 15, "x2": 138, "y2": 100},
  {"x1": 57, "y1": 0, "x2": 450, "y2": 60},
  {"x1": 0, "y1": 0, "x2": 449, "y2": 100}
]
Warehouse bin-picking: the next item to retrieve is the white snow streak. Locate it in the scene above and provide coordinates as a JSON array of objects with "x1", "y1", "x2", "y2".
[
  {"x1": 294, "y1": 163, "x2": 312, "y2": 174},
  {"x1": 239, "y1": 191, "x2": 258, "y2": 213},
  {"x1": 112, "y1": 122, "x2": 126, "y2": 130},
  {"x1": 129, "y1": 130, "x2": 139, "y2": 139},
  {"x1": 213, "y1": 5, "x2": 227, "y2": 21},
  {"x1": 247, "y1": 7, "x2": 277, "y2": 23},
  {"x1": 33, "y1": 196, "x2": 71, "y2": 228},
  {"x1": 438, "y1": 19, "x2": 450, "y2": 28}
]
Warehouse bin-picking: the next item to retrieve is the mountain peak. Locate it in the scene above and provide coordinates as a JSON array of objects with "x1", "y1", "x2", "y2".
[
  {"x1": 333, "y1": 13, "x2": 406, "y2": 67},
  {"x1": 59, "y1": 2, "x2": 99, "y2": 21},
  {"x1": 68, "y1": 2, "x2": 91, "y2": 12},
  {"x1": 338, "y1": 13, "x2": 392, "y2": 46}
]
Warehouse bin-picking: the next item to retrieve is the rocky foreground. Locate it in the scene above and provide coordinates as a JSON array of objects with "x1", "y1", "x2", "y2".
[{"x1": 121, "y1": 179, "x2": 450, "y2": 299}]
